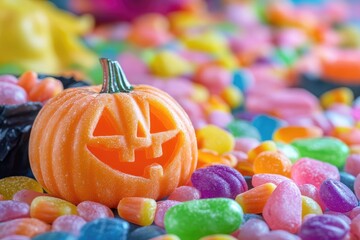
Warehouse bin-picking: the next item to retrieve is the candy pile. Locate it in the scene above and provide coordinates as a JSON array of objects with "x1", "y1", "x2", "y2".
[{"x1": 2, "y1": 0, "x2": 360, "y2": 239}]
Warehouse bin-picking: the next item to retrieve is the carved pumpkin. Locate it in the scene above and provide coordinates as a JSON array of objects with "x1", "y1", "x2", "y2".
[{"x1": 29, "y1": 58, "x2": 198, "y2": 207}]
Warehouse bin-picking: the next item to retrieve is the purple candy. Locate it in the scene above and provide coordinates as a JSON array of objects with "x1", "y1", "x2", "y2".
[
  {"x1": 191, "y1": 164, "x2": 248, "y2": 199},
  {"x1": 299, "y1": 215, "x2": 349, "y2": 240},
  {"x1": 0, "y1": 200, "x2": 29, "y2": 222},
  {"x1": 319, "y1": 179, "x2": 358, "y2": 213}
]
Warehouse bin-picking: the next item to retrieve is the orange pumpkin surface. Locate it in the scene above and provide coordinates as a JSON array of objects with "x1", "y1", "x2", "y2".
[{"x1": 29, "y1": 58, "x2": 198, "y2": 207}]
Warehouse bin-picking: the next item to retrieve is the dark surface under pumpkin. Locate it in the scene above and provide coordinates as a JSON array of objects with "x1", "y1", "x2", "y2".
[{"x1": 0, "y1": 75, "x2": 89, "y2": 178}]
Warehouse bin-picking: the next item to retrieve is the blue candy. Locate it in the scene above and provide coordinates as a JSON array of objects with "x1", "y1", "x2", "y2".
[
  {"x1": 128, "y1": 225, "x2": 166, "y2": 240},
  {"x1": 78, "y1": 218, "x2": 129, "y2": 240},
  {"x1": 32, "y1": 232, "x2": 76, "y2": 240},
  {"x1": 252, "y1": 114, "x2": 285, "y2": 141}
]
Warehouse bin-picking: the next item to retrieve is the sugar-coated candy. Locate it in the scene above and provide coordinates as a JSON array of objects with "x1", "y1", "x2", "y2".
[
  {"x1": 191, "y1": 164, "x2": 248, "y2": 199},
  {"x1": 12, "y1": 190, "x2": 48, "y2": 205},
  {"x1": 340, "y1": 171, "x2": 355, "y2": 192},
  {"x1": 258, "y1": 230, "x2": 301, "y2": 240},
  {"x1": 227, "y1": 120, "x2": 261, "y2": 140},
  {"x1": 353, "y1": 173, "x2": 360, "y2": 200},
  {"x1": 30, "y1": 196, "x2": 78, "y2": 224},
  {"x1": 324, "y1": 211, "x2": 351, "y2": 225},
  {"x1": 291, "y1": 137, "x2": 349, "y2": 168},
  {"x1": 0, "y1": 218, "x2": 50, "y2": 238},
  {"x1": 291, "y1": 158, "x2": 339, "y2": 189},
  {"x1": 0, "y1": 235, "x2": 30, "y2": 240},
  {"x1": 345, "y1": 154, "x2": 360, "y2": 176},
  {"x1": 299, "y1": 184, "x2": 325, "y2": 210},
  {"x1": 32, "y1": 231, "x2": 77, "y2": 240},
  {"x1": 77, "y1": 201, "x2": 114, "y2": 222},
  {"x1": 199, "y1": 234, "x2": 237, "y2": 240},
  {"x1": 167, "y1": 186, "x2": 201, "y2": 202},
  {"x1": 235, "y1": 183, "x2": 276, "y2": 214},
  {"x1": 319, "y1": 179, "x2": 358, "y2": 213},
  {"x1": 253, "y1": 151, "x2": 292, "y2": 177},
  {"x1": 196, "y1": 125, "x2": 235, "y2": 154},
  {"x1": 78, "y1": 218, "x2": 129, "y2": 240},
  {"x1": 149, "y1": 234, "x2": 180, "y2": 240},
  {"x1": 263, "y1": 181, "x2": 302, "y2": 233},
  {"x1": 252, "y1": 173, "x2": 290, "y2": 187},
  {"x1": 154, "y1": 200, "x2": 180, "y2": 228},
  {"x1": 164, "y1": 198, "x2": 243, "y2": 240},
  {"x1": 128, "y1": 225, "x2": 166, "y2": 240},
  {"x1": 251, "y1": 114, "x2": 284, "y2": 141},
  {"x1": 237, "y1": 218, "x2": 269, "y2": 240},
  {"x1": 52, "y1": 215, "x2": 86, "y2": 235},
  {"x1": 301, "y1": 196, "x2": 323, "y2": 219},
  {"x1": 0, "y1": 200, "x2": 29, "y2": 222},
  {"x1": 351, "y1": 214, "x2": 360, "y2": 239},
  {"x1": 0, "y1": 176, "x2": 43, "y2": 200},
  {"x1": 247, "y1": 140, "x2": 277, "y2": 163},
  {"x1": 117, "y1": 197, "x2": 156, "y2": 226},
  {"x1": 299, "y1": 215, "x2": 349, "y2": 240}
]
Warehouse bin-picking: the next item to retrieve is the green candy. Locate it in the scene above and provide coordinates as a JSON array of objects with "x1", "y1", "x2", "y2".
[
  {"x1": 227, "y1": 120, "x2": 261, "y2": 140},
  {"x1": 164, "y1": 198, "x2": 243, "y2": 240},
  {"x1": 276, "y1": 142, "x2": 300, "y2": 163},
  {"x1": 291, "y1": 137, "x2": 349, "y2": 168}
]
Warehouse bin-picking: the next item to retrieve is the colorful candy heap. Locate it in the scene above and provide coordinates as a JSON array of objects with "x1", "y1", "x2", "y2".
[{"x1": 2, "y1": 0, "x2": 360, "y2": 239}]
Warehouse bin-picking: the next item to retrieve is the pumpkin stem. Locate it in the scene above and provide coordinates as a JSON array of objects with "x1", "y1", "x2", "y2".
[{"x1": 100, "y1": 58, "x2": 133, "y2": 93}]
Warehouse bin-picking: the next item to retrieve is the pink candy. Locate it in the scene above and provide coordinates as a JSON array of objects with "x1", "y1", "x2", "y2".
[
  {"x1": 345, "y1": 154, "x2": 360, "y2": 176},
  {"x1": 291, "y1": 158, "x2": 340, "y2": 189},
  {"x1": 154, "y1": 200, "x2": 180, "y2": 228},
  {"x1": 52, "y1": 215, "x2": 86, "y2": 235},
  {"x1": 234, "y1": 138, "x2": 260, "y2": 153},
  {"x1": 13, "y1": 190, "x2": 47, "y2": 205},
  {"x1": 263, "y1": 181, "x2": 302, "y2": 233},
  {"x1": 237, "y1": 218, "x2": 269, "y2": 240},
  {"x1": 354, "y1": 174, "x2": 360, "y2": 200},
  {"x1": 167, "y1": 186, "x2": 201, "y2": 202},
  {"x1": 299, "y1": 184, "x2": 325, "y2": 211},
  {"x1": 0, "y1": 201, "x2": 29, "y2": 222},
  {"x1": 77, "y1": 201, "x2": 114, "y2": 222},
  {"x1": 252, "y1": 173, "x2": 291, "y2": 187},
  {"x1": 258, "y1": 230, "x2": 301, "y2": 240}
]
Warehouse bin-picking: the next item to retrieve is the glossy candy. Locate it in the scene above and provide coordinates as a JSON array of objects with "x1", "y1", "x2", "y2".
[
  {"x1": 164, "y1": 198, "x2": 243, "y2": 240},
  {"x1": 78, "y1": 218, "x2": 129, "y2": 240},
  {"x1": 28, "y1": 77, "x2": 64, "y2": 103},
  {"x1": 0, "y1": 81, "x2": 27, "y2": 105},
  {"x1": 319, "y1": 179, "x2": 358, "y2": 213},
  {"x1": 17, "y1": 71, "x2": 39, "y2": 93},
  {"x1": 0, "y1": 218, "x2": 50, "y2": 238},
  {"x1": 0, "y1": 200, "x2": 29, "y2": 222},
  {"x1": 0, "y1": 177, "x2": 43, "y2": 200},
  {"x1": 253, "y1": 151, "x2": 292, "y2": 177},
  {"x1": 299, "y1": 215, "x2": 349, "y2": 240},
  {"x1": 52, "y1": 215, "x2": 87, "y2": 235},
  {"x1": 30, "y1": 196, "x2": 78, "y2": 224},
  {"x1": 77, "y1": 201, "x2": 114, "y2": 222},
  {"x1": 299, "y1": 184, "x2": 325, "y2": 210},
  {"x1": 117, "y1": 197, "x2": 157, "y2": 226},
  {"x1": 167, "y1": 186, "x2": 201, "y2": 202},
  {"x1": 191, "y1": 164, "x2": 248, "y2": 199}
]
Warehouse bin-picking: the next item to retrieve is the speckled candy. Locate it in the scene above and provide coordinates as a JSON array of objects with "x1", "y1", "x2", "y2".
[
  {"x1": 154, "y1": 200, "x2": 180, "y2": 228},
  {"x1": 164, "y1": 198, "x2": 243, "y2": 240},
  {"x1": 52, "y1": 215, "x2": 86, "y2": 235},
  {"x1": 191, "y1": 165, "x2": 248, "y2": 199},
  {"x1": 77, "y1": 201, "x2": 114, "y2": 222},
  {"x1": 0, "y1": 177, "x2": 43, "y2": 200},
  {"x1": 0, "y1": 200, "x2": 29, "y2": 222},
  {"x1": 252, "y1": 173, "x2": 290, "y2": 187},
  {"x1": 167, "y1": 186, "x2": 201, "y2": 202},
  {"x1": 0, "y1": 218, "x2": 50, "y2": 238},
  {"x1": 237, "y1": 218, "x2": 269, "y2": 240}
]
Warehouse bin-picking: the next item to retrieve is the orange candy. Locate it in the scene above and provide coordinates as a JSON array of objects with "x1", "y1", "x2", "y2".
[
  {"x1": 247, "y1": 141, "x2": 277, "y2": 163},
  {"x1": 0, "y1": 218, "x2": 50, "y2": 238},
  {"x1": 28, "y1": 77, "x2": 64, "y2": 102},
  {"x1": 197, "y1": 149, "x2": 237, "y2": 169},
  {"x1": 17, "y1": 71, "x2": 39, "y2": 93},
  {"x1": 253, "y1": 151, "x2": 292, "y2": 177},
  {"x1": 331, "y1": 126, "x2": 360, "y2": 146},
  {"x1": 117, "y1": 197, "x2": 157, "y2": 226},
  {"x1": 273, "y1": 126, "x2": 323, "y2": 144},
  {"x1": 235, "y1": 183, "x2": 277, "y2": 214}
]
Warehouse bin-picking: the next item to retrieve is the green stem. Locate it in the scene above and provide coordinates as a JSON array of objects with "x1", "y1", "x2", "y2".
[{"x1": 100, "y1": 58, "x2": 133, "y2": 93}]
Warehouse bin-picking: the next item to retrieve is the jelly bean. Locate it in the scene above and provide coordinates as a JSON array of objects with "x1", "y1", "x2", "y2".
[
  {"x1": 149, "y1": 234, "x2": 180, "y2": 240},
  {"x1": 301, "y1": 196, "x2": 322, "y2": 219},
  {"x1": 236, "y1": 183, "x2": 276, "y2": 214},
  {"x1": 253, "y1": 151, "x2": 292, "y2": 177},
  {"x1": 251, "y1": 114, "x2": 285, "y2": 141},
  {"x1": 207, "y1": 111, "x2": 233, "y2": 129},
  {"x1": 195, "y1": 63, "x2": 232, "y2": 95},
  {"x1": 181, "y1": 31, "x2": 228, "y2": 55},
  {"x1": 117, "y1": 197, "x2": 156, "y2": 226},
  {"x1": 12, "y1": 190, "x2": 48, "y2": 205},
  {"x1": 78, "y1": 218, "x2": 129, "y2": 240},
  {"x1": 32, "y1": 232, "x2": 77, "y2": 240},
  {"x1": 345, "y1": 154, "x2": 360, "y2": 176},
  {"x1": 299, "y1": 184, "x2": 325, "y2": 210},
  {"x1": 263, "y1": 181, "x2": 302, "y2": 233},
  {"x1": 273, "y1": 126, "x2": 323, "y2": 144},
  {"x1": 0, "y1": 200, "x2": 29, "y2": 222},
  {"x1": 319, "y1": 179, "x2": 358, "y2": 213},
  {"x1": 320, "y1": 87, "x2": 353, "y2": 109},
  {"x1": 17, "y1": 71, "x2": 39, "y2": 93},
  {"x1": 258, "y1": 230, "x2": 301, "y2": 240},
  {"x1": 0, "y1": 176, "x2": 43, "y2": 200},
  {"x1": 167, "y1": 186, "x2": 200, "y2": 202},
  {"x1": 276, "y1": 142, "x2": 300, "y2": 163},
  {"x1": 252, "y1": 173, "x2": 290, "y2": 187},
  {"x1": 237, "y1": 218, "x2": 269, "y2": 240},
  {"x1": 291, "y1": 137, "x2": 349, "y2": 168},
  {"x1": 77, "y1": 201, "x2": 114, "y2": 222},
  {"x1": 154, "y1": 200, "x2": 180, "y2": 228},
  {"x1": 299, "y1": 215, "x2": 349, "y2": 240},
  {"x1": 340, "y1": 171, "x2": 356, "y2": 192},
  {"x1": 331, "y1": 126, "x2": 360, "y2": 146},
  {"x1": 199, "y1": 234, "x2": 237, "y2": 240},
  {"x1": 191, "y1": 165, "x2": 248, "y2": 199},
  {"x1": 247, "y1": 140, "x2": 277, "y2": 163},
  {"x1": 164, "y1": 198, "x2": 243, "y2": 240},
  {"x1": 0, "y1": 218, "x2": 50, "y2": 238},
  {"x1": 220, "y1": 86, "x2": 243, "y2": 109},
  {"x1": 291, "y1": 158, "x2": 340, "y2": 189},
  {"x1": 196, "y1": 125, "x2": 235, "y2": 154},
  {"x1": 190, "y1": 83, "x2": 210, "y2": 103},
  {"x1": 204, "y1": 96, "x2": 231, "y2": 114},
  {"x1": 0, "y1": 235, "x2": 30, "y2": 240},
  {"x1": 0, "y1": 81, "x2": 27, "y2": 105},
  {"x1": 129, "y1": 225, "x2": 166, "y2": 240},
  {"x1": 227, "y1": 120, "x2": 261, "y2": 140},
  {"x1": 149, "y1": 51, "x2": 191, "y2": 78},
  {"x1": 234, "y1": 137, "x2": 260, "y2": 153},
  {"x1": 52, "y1": 215, "x2": 86, "y2": 235},
  {"x1": 30, "y1": 196, "x2": 78, "y2": 224}
]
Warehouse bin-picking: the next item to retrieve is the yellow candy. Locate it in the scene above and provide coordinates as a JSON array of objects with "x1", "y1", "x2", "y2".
[
  {"x1": 215, "y1": 52, "x2": 239, "y2": 70},
  {"x1": 301, "y1": 196, "x2": 322, "y2": 219},
  {"x1": 169, "y1": 11, "x2": 207, "y2": 34},
  {"x1": 30, "y1": 196, "x2": 78, "y2": 224},
  {"x1": 220, "y1": 86, "x2": 243, "y2": 109},
  {"x1": 204, "y1": 96, "x2": 231, "y2": 114},
  {"x1": 149, "y1": 51, "x2": 192, "y2": 77},
  {"x1": 199, "y1": 234, "x2": 237, "y2": 240},
  {"x1": 117, "y1": 197, "x2": 157, "y2": 226},
  {"x1": 339, "y1": 25, "x2": 360, "y2": 48},
  {"x1": 320, "y1": 87, "x2": 353, "y2": 109},
  {"x1": 191, "y1": 83, "x2": 210, "y2": 103},
  {"x1": 247, "y1": 141, "x2": 277, "y2": 163},
  {"x1": 196, "y1": 125, "x2": 235, "y2": 154},
  {"x1": 182, "y1": 31, "x2": 228, "y2": 54},
  {"x1": 0, "y1": 176, "x2": 43, "y2": 200}
]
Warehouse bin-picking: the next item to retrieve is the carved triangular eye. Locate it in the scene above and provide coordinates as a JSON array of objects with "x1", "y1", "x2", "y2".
[{"x1": 93, "y1": 107, "x2": 123, "y2": 137}]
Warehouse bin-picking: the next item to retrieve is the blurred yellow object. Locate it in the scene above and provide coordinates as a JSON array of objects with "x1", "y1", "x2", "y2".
[
  {"x1": 0, "y1": 0, "x2": 96, "y2": 74},
  {"x1": 149, "y1": 50, "x2": 192, "y2": 77},
  {"x1": 320, "y1": 87, "x2": 353, "y2": 109}
]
